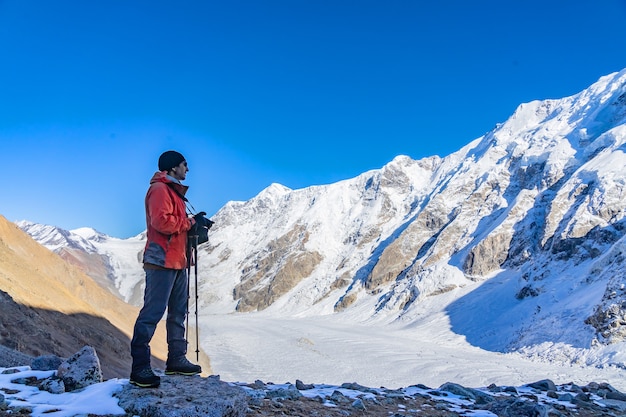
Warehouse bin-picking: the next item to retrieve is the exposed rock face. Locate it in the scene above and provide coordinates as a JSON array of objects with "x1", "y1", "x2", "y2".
[
  {"x1": 234, "y1": 224, "x2": 323, "y2": 312},
  {"x1": 463, "y1": 224, "x2": 518, "y2": 277},
  {"x1": 586, "y1": 277, "x2": 626, "y2": 343}
]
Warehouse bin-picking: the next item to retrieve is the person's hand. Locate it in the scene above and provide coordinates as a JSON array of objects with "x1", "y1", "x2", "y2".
[{"x1": 193, "y1": 212, "x2": 214, "y2": 229}]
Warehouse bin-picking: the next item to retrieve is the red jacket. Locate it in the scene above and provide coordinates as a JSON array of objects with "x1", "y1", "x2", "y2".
[{"x1": 142, "y1": 171, "x2": 194, "y2": 269}]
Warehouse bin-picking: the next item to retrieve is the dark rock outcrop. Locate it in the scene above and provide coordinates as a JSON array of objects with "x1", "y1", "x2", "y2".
[{"x1": 114, "y1": 374, "x2": 248, "y2": 417}]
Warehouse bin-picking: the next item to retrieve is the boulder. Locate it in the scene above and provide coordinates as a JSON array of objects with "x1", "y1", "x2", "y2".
[{"x1": 56, "y1": 345, "x2": 103, "y2": 391}]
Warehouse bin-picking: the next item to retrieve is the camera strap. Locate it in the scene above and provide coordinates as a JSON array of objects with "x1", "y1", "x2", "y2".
[{"x1": 166, "y1": 182, "x2": 199, "y2": 217}]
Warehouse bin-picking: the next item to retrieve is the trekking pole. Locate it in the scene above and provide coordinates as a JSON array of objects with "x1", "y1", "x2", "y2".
[
  {"x1": 193, "y1": 234, "x2": 200, "y2": 362},
  {"x1": 185, "y1": 238, "x2": 192, "y2": 345}
]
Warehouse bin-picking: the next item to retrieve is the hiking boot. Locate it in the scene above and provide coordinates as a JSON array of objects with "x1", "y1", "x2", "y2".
[
  {"x1": 130, "y1": 368, "x2": 160, "y2": 388},
  {"x1": 165, "y1": 356, "x2": 202, "y2": 375}
]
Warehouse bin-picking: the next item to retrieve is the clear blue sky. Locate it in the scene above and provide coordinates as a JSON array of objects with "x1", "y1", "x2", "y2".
[{"x1": 2, "y1": 1, "x2": 625, "y2": 238}]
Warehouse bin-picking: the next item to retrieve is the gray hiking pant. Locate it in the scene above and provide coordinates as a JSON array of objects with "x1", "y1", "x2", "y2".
[{"x1": 130, "y1": 267, "x2": 188, "y2": 372}]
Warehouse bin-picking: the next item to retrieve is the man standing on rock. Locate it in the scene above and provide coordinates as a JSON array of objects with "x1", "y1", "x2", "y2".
[{"x1": 130, "y1": 150, "x2": 203, "y2": 388}]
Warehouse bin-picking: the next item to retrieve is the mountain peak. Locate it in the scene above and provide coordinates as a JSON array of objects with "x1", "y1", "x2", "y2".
[
  {"x1": 71, "y1": 227, "x2": 108, "y2": 242},
  {"x1": 15, "y1": 220, "x2": 97, "y2": 253},
  {"x1": 259, "y1": 182, "x2": 292, "y2": 197}
]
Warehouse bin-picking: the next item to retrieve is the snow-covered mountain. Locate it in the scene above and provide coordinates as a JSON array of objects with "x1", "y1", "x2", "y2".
[
  {"x1": 17, "y1": 221, "x2": 147, "y2": 305},
  {"x1": 199, "y1": 70, "x2": 626, "y2": 343},
  {"x1": 19, "y1": 68, "x2": 626, "y2": 373}
]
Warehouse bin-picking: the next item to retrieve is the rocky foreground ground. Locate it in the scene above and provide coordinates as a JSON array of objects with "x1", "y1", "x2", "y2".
[
  {"x1": 241, "y1": 379, "x2": 626, "y2": 417},
  {"x1": 1, "y1": 346, "x2": 626, "y2": 416}
]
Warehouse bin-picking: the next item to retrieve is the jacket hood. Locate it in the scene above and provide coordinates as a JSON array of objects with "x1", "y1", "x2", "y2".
[{"x1": 150, "y1": 171, "x2": 189, "y2": 196}]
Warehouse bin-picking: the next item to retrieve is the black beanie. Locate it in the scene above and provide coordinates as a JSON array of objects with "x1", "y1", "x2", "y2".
[{"x1": 158, "y1": 150, "x2": 186, "y2": 172}]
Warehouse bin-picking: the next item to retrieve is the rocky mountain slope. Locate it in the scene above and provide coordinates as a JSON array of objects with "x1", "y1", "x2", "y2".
[
  {"x1": 18, "y1": 68, "x2": 626, "y2": 370},
  {"x1": 15, "y1": 222, "x2": 147, "y2": 306}
]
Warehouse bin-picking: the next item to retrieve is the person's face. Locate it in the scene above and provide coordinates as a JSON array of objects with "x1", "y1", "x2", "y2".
[{"x1": 170, "y1": 160, "x2": 188, "y2": 181}]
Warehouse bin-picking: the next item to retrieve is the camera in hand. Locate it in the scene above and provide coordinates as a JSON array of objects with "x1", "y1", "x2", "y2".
[{"x1": 189, "y1": 211, "x2": 213, "y2": 245}]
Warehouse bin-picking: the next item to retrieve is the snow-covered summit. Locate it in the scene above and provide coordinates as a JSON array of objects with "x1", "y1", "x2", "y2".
[
  {"x1": 72, "y1": 226, "x2": 108, "y2": 243},
  {"x1": 16, "y1": 220, "x2": 99, "y2": 254}
]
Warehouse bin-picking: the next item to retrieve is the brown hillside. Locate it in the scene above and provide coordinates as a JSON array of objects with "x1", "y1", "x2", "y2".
[{"x1": 0, "y1": 215, "x2": 211, "y2": 378}]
